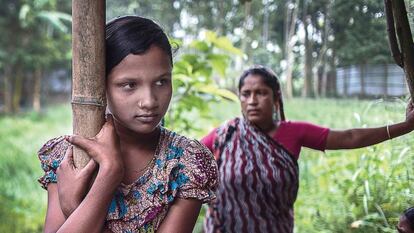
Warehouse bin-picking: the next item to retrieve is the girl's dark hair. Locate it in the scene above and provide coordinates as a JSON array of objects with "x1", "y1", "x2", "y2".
[
  {"x1": 404, "y1": 207, "x2": 414, "y2": 230},
  {"x1": 105, "y1": 15, "x2": 172, "y2": 75},
  {"x1": 238, "y1": 65, "x2": 286, "y2": 121}
]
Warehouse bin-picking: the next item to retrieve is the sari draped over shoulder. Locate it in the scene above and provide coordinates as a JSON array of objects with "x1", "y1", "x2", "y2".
[{"x1": 204, "y1": 117, "x2": 299, "y2": 233}]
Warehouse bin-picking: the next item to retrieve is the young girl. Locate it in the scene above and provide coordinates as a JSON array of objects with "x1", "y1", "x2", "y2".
[
  {"x1": 201, "y1": 66, "x2": 414, "y2": 233},
  {"x1": 38, "y1": 16, "x2": 218, "y2": 233}
]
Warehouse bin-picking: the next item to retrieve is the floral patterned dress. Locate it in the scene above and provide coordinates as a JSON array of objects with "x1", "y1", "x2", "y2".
[{"x1": 38, "y1": 127, "x2": 218, "y2": 233}]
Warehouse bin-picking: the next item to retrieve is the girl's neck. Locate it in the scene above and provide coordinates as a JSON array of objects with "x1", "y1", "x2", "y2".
[{"x1": 114, "y1": 122, "x2": 161, "y2": 149}]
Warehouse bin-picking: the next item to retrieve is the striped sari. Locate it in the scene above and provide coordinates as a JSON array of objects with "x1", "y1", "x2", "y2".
[{"x1": 204, "y1": 117, "x2": 299, "y2": 233}]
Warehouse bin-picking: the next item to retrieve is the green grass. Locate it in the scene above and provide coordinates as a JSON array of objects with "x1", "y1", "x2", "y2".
[
  {"x1": 0, "y1": 105, "x2": 72, "y2": 233},
  {"x1": 1, "y1": 98, "x2": 413, "y2": 232}
]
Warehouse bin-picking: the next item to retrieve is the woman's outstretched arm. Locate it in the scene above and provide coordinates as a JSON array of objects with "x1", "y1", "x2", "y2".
[{"x1": 325, "y1": 102, "x2": 414, "y2": 150}]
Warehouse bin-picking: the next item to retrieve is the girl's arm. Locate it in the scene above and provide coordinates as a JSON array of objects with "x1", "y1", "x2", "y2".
[
  {"x1": 44, "y1": 116, "x2": 124, "y2": 233},
  {"x1": 157, "y1": 198, "x2": 202, "y2": 233},
  {"x1": 60, "y1": 165, "x2": 122, "y2": 233},
  {"x1": 44, "y1": 167, "x2": 121, "y2": 233},
  {"x1": 44, "y1": 184, "x2": 66, "y2": 233}
]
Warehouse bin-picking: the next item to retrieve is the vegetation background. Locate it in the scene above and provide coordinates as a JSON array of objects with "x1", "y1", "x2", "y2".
[{"x1": 1, "y1": 0, "x2": 414, "y2": 232}]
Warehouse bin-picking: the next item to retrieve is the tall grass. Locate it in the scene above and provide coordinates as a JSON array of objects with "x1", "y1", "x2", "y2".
[
  {"x1": 0, "y1": 105, "x2": 71, "y2": 233},
  {"x1": 1, "y1": 98, "x2": 413, "y2": 232}
]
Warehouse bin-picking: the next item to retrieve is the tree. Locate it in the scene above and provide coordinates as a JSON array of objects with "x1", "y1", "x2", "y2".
[
  {"x1": 385, "y1": 0, "x2": 414, "y2": 98},
  {"x1": 0, "y1": 0, "x2": 71, "y2": 114},
  {"x1": 166, "y1": 31, "x2": 241, "y2": 135},
  {"x1": 19, "y1": 0, "x2": 71, "y2": 112},
  {"x1": 283, "y1": 0, "x2": 299, "y2": 98}
]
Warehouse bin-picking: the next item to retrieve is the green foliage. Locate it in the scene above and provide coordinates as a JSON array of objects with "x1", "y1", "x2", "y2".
[
  {"x1": 330, "y1": 0, "x2": 393, "y2": 65},
  {"x1": 165, "y1": 31, "x2": 242, "y2": 137},
  {"x1": 0, "y1": 105, "x2": 71, "y2": 233}
]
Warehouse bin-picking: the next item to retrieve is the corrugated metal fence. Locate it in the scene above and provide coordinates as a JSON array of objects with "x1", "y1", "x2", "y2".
[{"x1": 336, "y1": 64, "x2": 408, "y2": 97}]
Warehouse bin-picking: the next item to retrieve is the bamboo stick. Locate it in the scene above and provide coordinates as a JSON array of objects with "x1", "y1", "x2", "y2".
[{"x1": 72, "y1": 0, "x2": 106, "y2": 168}]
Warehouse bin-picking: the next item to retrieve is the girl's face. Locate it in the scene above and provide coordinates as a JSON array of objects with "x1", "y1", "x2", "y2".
[
  {"x1": 106, "y1": 45, "x2": 172, "y2": 135},
  {"x1": 239, "y1": 74, "x2": 278, "y2": 126}
]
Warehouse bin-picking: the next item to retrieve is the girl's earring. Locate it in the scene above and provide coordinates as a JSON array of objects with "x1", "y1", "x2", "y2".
[
  {"x1": 105, "y1": 106, "x2": 112, "y2": 115},
  {"x1": 273, "y1": 106, "x2": 280, "y2": 122}
]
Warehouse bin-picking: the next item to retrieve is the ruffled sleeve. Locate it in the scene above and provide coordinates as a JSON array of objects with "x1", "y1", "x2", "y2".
[
  {"x1": 37, "y1": 136, "x2": 70, "y2": 190},
  {"x1": 174, "y1": 140, "x2": 218, "y2": 203}
]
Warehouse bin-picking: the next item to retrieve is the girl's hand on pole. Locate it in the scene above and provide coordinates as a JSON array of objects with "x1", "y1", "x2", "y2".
[
  {"x1": 56, "y1": 146, "x2": 97, "y2": 218},
  {"x1": 66, "y1": 115, "x2": 124, "y2": 175}
]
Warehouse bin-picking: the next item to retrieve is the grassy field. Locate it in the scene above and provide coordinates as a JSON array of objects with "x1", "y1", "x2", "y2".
[
  {"x1": 0, "y1": 105, "x2": 72, "y2": 232},
  {"x1": 1, "y1": 98, "x2": 413, "y2": 232}
]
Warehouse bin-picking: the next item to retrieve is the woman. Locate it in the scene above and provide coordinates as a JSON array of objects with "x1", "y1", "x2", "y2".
[
  {"x1": 37, "y1": 16, "x2": 218, "y2": 233},
  {"x1": 201, "y1": 65, "x2": 414, "y2": 233},
  {"x1": 398, "y1": 207, "x2": 414, "y2": 233}
]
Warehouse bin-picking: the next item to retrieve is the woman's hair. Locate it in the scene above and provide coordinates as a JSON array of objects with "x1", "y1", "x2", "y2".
[
  {"x1": 238, "y1": 65, "x2": 286, "y2": 121},
  {"x1": 404, "y1": 207, "x2": 414, "y2": 230},
  {"x1": 105, "y1": 15, "x2": 172, "y2": 75}
]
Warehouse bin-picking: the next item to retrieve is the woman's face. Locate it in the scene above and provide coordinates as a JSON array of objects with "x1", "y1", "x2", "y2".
[
  {"x1": 398, "y1": 215, "x2": 414, "y2": 233},
  {"x1": 107, "y1": 45, "x2": 172, "y2": 135},
  {"x1": 239, "y1": 74, "x2": 277, "y2": 126}
]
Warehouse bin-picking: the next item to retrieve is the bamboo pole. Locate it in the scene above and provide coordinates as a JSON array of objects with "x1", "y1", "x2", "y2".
[
  {"x1": 72, "y1": 0, "x2": 106, "y2": 168},
  {"x1": 385, "y1": 0, "x2": 414, "y2": 98}
]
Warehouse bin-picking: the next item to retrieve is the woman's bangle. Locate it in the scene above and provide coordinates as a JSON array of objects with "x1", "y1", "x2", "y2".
[{"x1": 386, "y1": 125, "x2": 391, "y2": 140}]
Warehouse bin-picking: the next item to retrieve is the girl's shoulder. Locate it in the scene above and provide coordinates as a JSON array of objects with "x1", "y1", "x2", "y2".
[
  {"x1": 158, "y1": 128, "x2": 218, "y2": 183},
  {"x1": 37, "y1": 136, "x2": 70, "y2": 189}
]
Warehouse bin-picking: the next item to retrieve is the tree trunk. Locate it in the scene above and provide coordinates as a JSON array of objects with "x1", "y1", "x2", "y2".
[
  {"x1": 262, "y1": 0, "x2": 269, "y2": 45},
  {"x1": 33, "y1": 67, "x2": 42, "y2": 113},
  {"x1": 302, "y1": 0, "x2": 313, "y2": 98},
  {"x1": 241, "y1": 1, "x2": 252, "y2": 60},
  {"x1": 233, "y1": 0, "x2": 252, "y2": 90},
  {"x1": 72, "y1": 0, "x2": 106, "y2": 168},
  {"x1": 284, "y1": 0, "x2": 298, "y2": 98},
  {"x1": 3, "y1": 65, "x2": 13, "y2": 114},
  {"x1": 393, "y1": 0, "x2": 414, "y2": 98},
  {"x1": 12, "y1": 67, "x2": 23, "y2": 113},
  {"x1": 383, "y1": 64, "x2": 388, "y2": 97},
  {"x1": 385, "y1": 0, "x2": 414, "y2": 97},
  {"x1": 329, "y1": 49, "x2": 337, "y2": 97},
  {"x1": 320, "y1": 4, "x2": 329, "y2": 97}
]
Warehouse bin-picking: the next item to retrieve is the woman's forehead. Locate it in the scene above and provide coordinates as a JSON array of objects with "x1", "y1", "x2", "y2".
[{"x1": 241, "y1": 75, "x2": 270, "y2": 89}]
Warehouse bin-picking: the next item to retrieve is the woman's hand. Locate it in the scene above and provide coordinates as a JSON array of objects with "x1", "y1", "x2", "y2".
[
  {"x1": 405, "y1": 100, "x2": 414, "y2": 130},
  {"x1": 56, "y1": 147, "x2": 97, "y2": 218},
  {"x1": 67, "y1": 115, "x2": 124, "y2": 173}
]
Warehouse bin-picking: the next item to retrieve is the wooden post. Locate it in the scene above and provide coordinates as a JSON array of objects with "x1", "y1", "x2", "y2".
[{"x1": 72, "y1": 0, "x2": 106, "y2": 168}]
